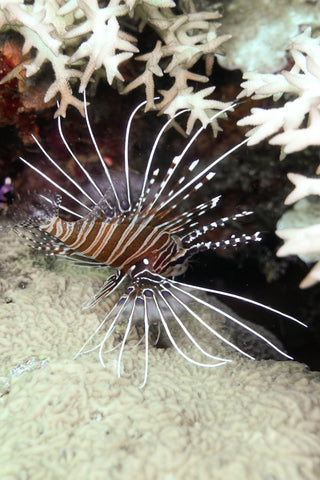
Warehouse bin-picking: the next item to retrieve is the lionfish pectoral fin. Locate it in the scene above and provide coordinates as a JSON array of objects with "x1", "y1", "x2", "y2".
[
  {"x1": 90, "y1": 272, "x2": 306, "y2": 387},
  {"x1": 154, "y1": 279, "x2": 254, "y2": 361},
  {"x1": 123, "y1": 277, "x2": 232, "y2": 382},
  {"x1": 82, "y1": 270, "x2": 127, "y2": 310},
  {"x1": 150, "y1": 287, "x2": 232, "y2": 366},
  {"x1": 166, "y1": 278, "x2": 307, "y2": 360},
  {"x1": 76, "y1": 273, "x2": 232, "y2": 388},
  {"x1": 75, "y1": 284, "x2": 150, "y2": 387},
  {"x1": 182, "y1": 231, "x2": 262, "y2": 257},
  {"x1": 74, "y1": 287, "x2": 136, "y2": 361}
]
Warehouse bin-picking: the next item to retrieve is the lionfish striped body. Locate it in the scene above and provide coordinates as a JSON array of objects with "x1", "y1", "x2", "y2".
[
  {"x1": 12, "y1": 95, "x2": 306, "y2": 387},
  {"x1": 42, "y1": 207, "x2": 177, "y2": 274}
]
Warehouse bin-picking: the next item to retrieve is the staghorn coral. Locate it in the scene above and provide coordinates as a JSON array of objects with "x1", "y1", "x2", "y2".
[
  {"x1": 277, "y1": 173, "x2": 320, "y2": 289},
  {"x1": 121, "y1": 4, "x2": 232, "y2": 134},
  {"x1": 0, "y1": 0, "x2": 232, "y2": 132},
  {"x1": 236, "y1": 28, "x2": 320, "y2": 288},
  {"x1": 237, "y1": 28, "x2": 320, "y2": 160}
]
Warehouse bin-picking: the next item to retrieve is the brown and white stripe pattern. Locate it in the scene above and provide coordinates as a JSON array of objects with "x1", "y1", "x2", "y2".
[
  {"x1": 40, "y1": 215, "x2": 177, "y2": 272},
  {"x1": 14, "y1": 94, "x2": 307, "y2": 387}
]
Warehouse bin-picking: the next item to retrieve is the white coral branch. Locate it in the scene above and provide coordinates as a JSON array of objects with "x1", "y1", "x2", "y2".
[
  {"x1": 277, "y1": 224, "x2": 320, "y2": 257},
  {"x1": 161, "y1": 86, "x2": 233, "y2": 135},
  {"x1": 277, "y1": 170, "x2": 320, "y2": 288},
  {"x1": 0, "y1": 0, "x2": 231, "y2": 127},
  {"x1": 0, "y1": 0, "x2": 61, "y2": 54},
  {"x1": 269, "y1": 106, "x2": 320, "y2": 154},
  {"x1": 284, "y1": 173, "x2": 320, "y2": 205},
  {"x1": 237, "y1": 28, "x2": 320, "y2": 157},
  {"x1": 122, "y1": 4, "x2": 232, "y2": 131},
  {"x1": 70, "y1": 14, "x2": 138, "y2": 90}
]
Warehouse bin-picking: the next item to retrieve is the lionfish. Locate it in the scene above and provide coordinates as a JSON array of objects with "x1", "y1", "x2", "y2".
[{"x1": 10, "y1": 94, "x2": 306, "y2": 387}]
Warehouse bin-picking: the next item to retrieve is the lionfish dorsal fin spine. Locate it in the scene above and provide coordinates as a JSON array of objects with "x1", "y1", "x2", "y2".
[
  {"x1": 135, "y1": 109, "x2": 190, "y2": 213},
  {"x1": 124, "y1": 99, "x2": 149, "y2": 211},
  {"x1": 83, "y1": 90, "x2": 125, "y2": 213},
  {"x1": 19, "y1": 155, "x2": 92, "y2": 215},
  {"x1": 183, "y1": 231, "x2": 262, "y2": 257},
  {"x1": 180, "y1": 210, "x2": 254, "y2": 243},
  {"x1": 155, "y1": 195, "x2": 221, "y2": 233},
  {"x1": 29, "y1": 133, "x2": 99, "y2": 207},
  {"x1": 156, "y1": 139, "x2": 248, "y2": 214},
  {"x1": 57, "y1": 111, "x2": 105, "y2": 202}
]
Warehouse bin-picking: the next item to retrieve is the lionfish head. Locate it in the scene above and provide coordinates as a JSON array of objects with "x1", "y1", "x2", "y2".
[{"x1": 10, "y1": 92, "x2": 306, "y2": 387}]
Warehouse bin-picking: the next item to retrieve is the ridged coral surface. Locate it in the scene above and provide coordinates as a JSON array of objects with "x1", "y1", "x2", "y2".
[{"x1": 0, "y1": 232, "x2": 319, "y2": 480}]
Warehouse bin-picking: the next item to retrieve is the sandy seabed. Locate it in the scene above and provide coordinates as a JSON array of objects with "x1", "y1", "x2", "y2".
[{"x1": 0, "y1": 231, "x2": 320, "y2": 480}]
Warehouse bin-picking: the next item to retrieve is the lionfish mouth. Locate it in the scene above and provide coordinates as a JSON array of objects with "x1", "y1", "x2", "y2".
[{"x1": 11, "y1": 92, "x2": 306, "y2": 388}]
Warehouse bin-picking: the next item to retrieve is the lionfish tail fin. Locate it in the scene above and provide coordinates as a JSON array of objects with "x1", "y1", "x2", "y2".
[
  {"x1": 11, "y1": 190, "x2": 61, "y2": 228},
  {"x1": 9, "y1": 191, "x2": 80, "y2": 255}
]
